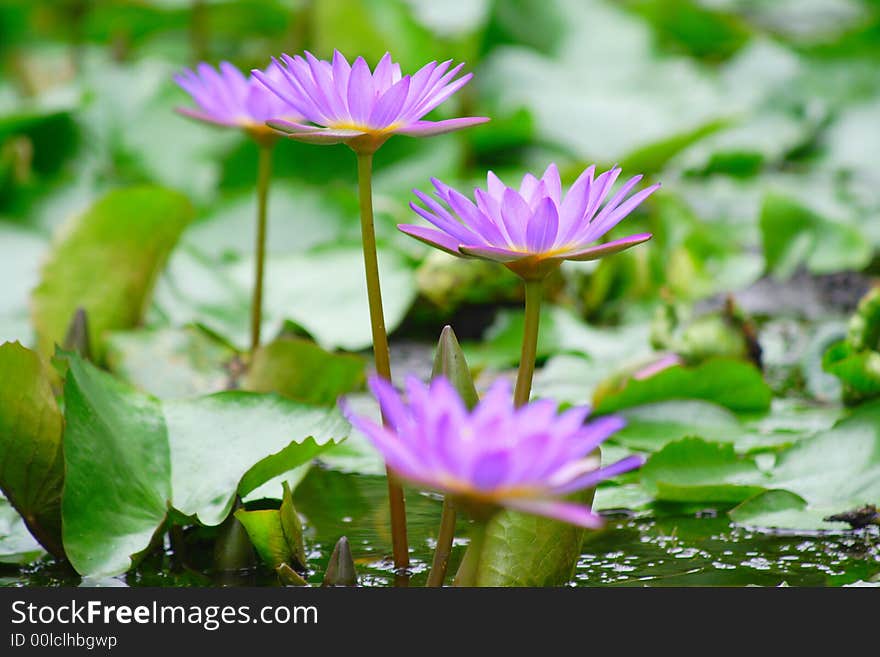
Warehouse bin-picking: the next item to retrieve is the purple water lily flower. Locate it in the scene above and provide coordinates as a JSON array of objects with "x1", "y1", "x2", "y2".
[
  {"x1": 343, "y1": 375, "x2": 644, "y2": 528},
  {"x1": 400, "y1": 163, "x2": 660, "y2": 280},
  {"x1": 175, "y1": 61, "x2": 299, "y2": 141},
  {"x1": 253, "y1": 51, "x2": 489, "y2": 153}
]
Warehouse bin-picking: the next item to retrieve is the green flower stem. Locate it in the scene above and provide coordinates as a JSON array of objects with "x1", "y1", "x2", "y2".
[
  {"x1": 249, "y1": 142, "x2": 273, "y2": 353},
  {"x1": 451, "y1": 521, "x2": 488, "y2": 587},
  {"x1": 356, "y1": 151, "x2": 409, "y2": 572},
  {"x1": 426, "y1": 498, "x2": 457, "y2": 587},
  {"x1": 513, "y1": 279, "x2": 543, "y2": 407}
]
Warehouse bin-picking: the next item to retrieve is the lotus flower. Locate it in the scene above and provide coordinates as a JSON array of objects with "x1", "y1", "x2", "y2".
[
  {"x1": 253, "y1": 51, "x2": 488, "y2": 152},
  {"x1": 343, "y1": 375, "x2": 643, "y2": 528},
  {"x1": 175, "y1": 61, "x2": 299, "y2": 141},
  {"x1": 400, "y1": 163, "x2": 660, "y2": 280}
]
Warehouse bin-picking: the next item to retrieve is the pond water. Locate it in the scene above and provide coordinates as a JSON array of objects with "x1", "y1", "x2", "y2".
[{"x1": 4, "y1": 467, "x2": 878, "y2": 587}]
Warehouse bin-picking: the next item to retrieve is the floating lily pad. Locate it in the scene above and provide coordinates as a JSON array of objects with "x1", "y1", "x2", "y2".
[
  {"x1": 594, "y1": 358, "x2": 772, "y2": 414},
  {"x1": 61, "y1": 355, "x2": 348, "y2": 576}
]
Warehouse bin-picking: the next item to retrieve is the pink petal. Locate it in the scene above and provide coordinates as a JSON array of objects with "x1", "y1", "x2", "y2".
[
  {"x1": 395, "y1": 116, "x2": 489, "y2": 137},
  {"x1": 397, "y1": 224, "x2": 463, "y2": 256},
  {"x1": 563, "y1": 233, "x2": 652, "y2": 261},
  {"x1": 502, "y1": 499, "x2": 605, "y2": 529}
]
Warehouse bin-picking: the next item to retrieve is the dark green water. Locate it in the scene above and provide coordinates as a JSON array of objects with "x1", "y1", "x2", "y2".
[{"x1": 3, "y1": 467, "x2": 878, "y2": 587}]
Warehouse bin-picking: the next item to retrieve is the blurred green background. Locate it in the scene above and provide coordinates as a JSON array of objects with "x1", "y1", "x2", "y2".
[{"x1": 2, "y1": 0, "x2": 879, "y2": 361}]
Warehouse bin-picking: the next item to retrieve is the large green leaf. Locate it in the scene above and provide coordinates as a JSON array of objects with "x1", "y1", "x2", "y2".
[
  {"x1": 612, "y1": 400, "x2": 742, "y2": 452},
  {"x1": 61, "y1": 356, "x2": 349, "y2": 576},
  {"x1": 729, "y1": 489, "x2": 829, "y2": 530},
  {"x1": 0, "y1": 342, "x2": 64, "y2": 557},
  {"x1": 243, "y1": 337, "x2": 366, "y2": 406},
  {"x1": 62, "y1": 355, "x2": 171, "y2": 577},
  {"x1": 768, "y1": 403, "x2": 880, "y2": 513},
  {"x1": 31, "y1": 187, "x2": 193, "y2": 361},
  {"x1": 594, "y1": 358, "x2": 772, "y2": 414},
  {"x1": 167, "y1": 391, "x2": 347, "y2": 526},
  {"x1": 641, "y1": 438, "x2": 765, "y2": 503}
]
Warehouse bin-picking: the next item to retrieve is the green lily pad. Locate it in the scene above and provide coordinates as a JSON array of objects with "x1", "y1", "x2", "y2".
[
  {"x1": 61, "y1": 355, "x2": 348, "y2": 576},
  {"x1": 729, "y1": 490, "x2": 842, "y2": 530},
  {"x1": 641, "y1": 438, "x2": 765, "y2": 503},
  {"x1": 62, "y1": 355, "x2": 172, "y2": 577},
  {"x1": 31, "y1": 186, "x2": 193, "y2": 361},
  {"x1": 594, "y1": 358, "x2": 772, "y2": 414},
  {"x1": 166, "y1": 391, "x2": 347, "y2": 526},
  {"x1": 612, "y1": 400, "x2": 742, "y2": 451}
]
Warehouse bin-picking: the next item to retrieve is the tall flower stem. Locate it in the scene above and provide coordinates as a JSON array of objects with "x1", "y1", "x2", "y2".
[
  {"x1": 426, "y1": 498, "x2": 457, "y2": 587},
  {"x1": 250, "y1": 142, "x2": 273, "y2": 353},
  {"x1": 513, "y1": 279, "x2": 543, "y2": 407},
  {"x1": 356, "y1": 151, "x2": 409, "y2": 572},
  {"x1": 451, "y1": 521, "x2": 487, "y2": 587}
]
